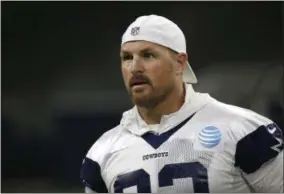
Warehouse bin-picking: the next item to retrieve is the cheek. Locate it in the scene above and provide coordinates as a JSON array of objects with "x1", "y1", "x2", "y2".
[
  {"x1": 121, "y1": 66, "x2": 131, "y2": 85},
  {"x1": 146, "y1": 61, "x2": 173, "y2": 85}
]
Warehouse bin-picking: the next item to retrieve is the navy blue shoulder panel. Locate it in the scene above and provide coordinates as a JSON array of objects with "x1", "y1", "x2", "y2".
[
  {"x1": 235, "y1": 123, "x2": 283, "y2": 174},
  {"x1": 80, "y1": 157, "x2": 108, "y2": 193}
]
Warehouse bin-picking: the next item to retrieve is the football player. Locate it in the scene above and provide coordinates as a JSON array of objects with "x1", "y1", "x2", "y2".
[{"x1": 80, "y1": 15, "x2": 283, "y2": 193}]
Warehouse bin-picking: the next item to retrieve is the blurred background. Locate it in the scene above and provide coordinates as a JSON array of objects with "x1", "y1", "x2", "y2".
[{"x1": 1, "y1": 1, "x2": 283, "y2": 193}]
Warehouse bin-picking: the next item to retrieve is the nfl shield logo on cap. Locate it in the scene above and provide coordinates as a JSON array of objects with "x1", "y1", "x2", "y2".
[{"x1": 130, "y1": 27, "x2": 140, "y2": 36}]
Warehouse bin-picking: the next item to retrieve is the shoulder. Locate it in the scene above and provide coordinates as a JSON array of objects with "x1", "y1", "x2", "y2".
[
  {"x1": 84, "y1": 107, "x2": 137, "y2": 165},
  {"x1": 204, "y1": 99, "x2": 274, "y2": 134},
  {"x1": 86, "y1": 124, "x2": 125, "y2": 164},
  {"x1": 80, "y1": 124, "x2": 126, "y2": 192},
  {"x1": 207, "y1": 99, "x2": 283, "y2": 174}
]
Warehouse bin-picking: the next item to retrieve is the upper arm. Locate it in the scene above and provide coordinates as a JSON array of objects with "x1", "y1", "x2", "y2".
[
  {"x1": 234, "y1": 122, "x2": 283, "y2": 192},
  {"x1": 80, "y1": 157, "x2": 108, "y2": 193},
  {"x1": 80, "y1": 128, "x2": 119, "y2": 193}
]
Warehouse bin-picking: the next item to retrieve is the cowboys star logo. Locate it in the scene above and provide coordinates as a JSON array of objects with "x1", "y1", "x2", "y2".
[{"x1": 130, "y1": 27, "x2": 140, "y2": 36}]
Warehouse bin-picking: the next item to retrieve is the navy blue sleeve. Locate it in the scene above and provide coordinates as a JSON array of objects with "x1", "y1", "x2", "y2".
[
  {"x1": 80, "y1": 157, "x2": 108, "y2": 193},
  {"x1": 234, "y1": 123, "x2": 284, "y2": 174}
]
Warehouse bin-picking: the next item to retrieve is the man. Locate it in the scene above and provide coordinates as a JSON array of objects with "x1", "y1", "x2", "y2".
[{"x1": 80, "y1": 15, "x2": 283, "y2": 193}]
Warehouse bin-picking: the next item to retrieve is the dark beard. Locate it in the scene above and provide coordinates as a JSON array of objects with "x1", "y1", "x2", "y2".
[{"x1": 128, "y1": 84, "x2": 174, "y2": 109}]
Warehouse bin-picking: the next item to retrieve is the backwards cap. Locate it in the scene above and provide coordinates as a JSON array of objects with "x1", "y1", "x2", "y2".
[{"x1": 121, "y1": 14, "x2": 198, "y2": 84}]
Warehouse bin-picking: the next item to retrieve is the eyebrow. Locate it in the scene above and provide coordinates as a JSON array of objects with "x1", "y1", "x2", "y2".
[{"x1": 120, "y1": 47, "x2": 156, "y2": 55}]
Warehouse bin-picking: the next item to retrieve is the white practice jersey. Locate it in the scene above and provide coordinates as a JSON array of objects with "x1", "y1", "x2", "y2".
[{"x1": 80, "y1": 85, "x2": 283, "y2": 193}]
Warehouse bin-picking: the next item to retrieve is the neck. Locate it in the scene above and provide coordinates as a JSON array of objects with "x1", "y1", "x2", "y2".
[{"x1": 137, "y1": 83, "x2": 186, "y2": 124}]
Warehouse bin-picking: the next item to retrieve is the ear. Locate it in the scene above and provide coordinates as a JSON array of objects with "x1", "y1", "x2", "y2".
[{"x1": 176, "y1": 53, "x2": 188, "y2": 75}]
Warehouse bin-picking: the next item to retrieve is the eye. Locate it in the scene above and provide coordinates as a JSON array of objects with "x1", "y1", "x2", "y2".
[
  {"x1": 121, "y1": 54, "x2": 133, "y2": 61},
  {"x1": 143, "y1": 52, "x2": 155, "y2": 59}
]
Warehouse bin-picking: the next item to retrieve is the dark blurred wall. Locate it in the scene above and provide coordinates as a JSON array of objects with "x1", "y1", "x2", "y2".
[{"x1": 1, "y1": 1, "x2": 283, "y2": 192}]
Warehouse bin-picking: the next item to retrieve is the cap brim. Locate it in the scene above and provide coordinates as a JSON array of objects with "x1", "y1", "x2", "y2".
[{"x1": 183, "y1": 61, "x2": 198, "y2": 84}]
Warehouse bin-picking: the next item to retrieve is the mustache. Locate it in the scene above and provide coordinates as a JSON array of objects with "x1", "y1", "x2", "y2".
[{"x1": 129, "y1": 74, "x2": 152, "y2": 87}]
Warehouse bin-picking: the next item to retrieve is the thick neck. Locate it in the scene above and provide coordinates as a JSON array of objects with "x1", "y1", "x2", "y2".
[{"x1": 137, "y1": 83, "x2": 186, "y2": 125}]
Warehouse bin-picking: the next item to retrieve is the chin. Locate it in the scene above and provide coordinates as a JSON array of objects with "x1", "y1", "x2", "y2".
[{"x1": 132, "y1": 94, "x2": 152, "y2": 107}]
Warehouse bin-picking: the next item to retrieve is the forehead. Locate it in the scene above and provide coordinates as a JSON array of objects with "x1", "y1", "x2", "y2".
[{"x1": 120, "y1": 41, "x2": 167, "y2": 53}]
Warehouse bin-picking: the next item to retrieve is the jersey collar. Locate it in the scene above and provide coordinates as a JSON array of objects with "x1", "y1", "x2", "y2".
[{"x1": 120, "y1": 84, "x2": 212, "y2": 136}]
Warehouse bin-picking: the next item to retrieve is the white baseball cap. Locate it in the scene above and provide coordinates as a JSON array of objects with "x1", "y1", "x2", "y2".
[{"x1": 121, "y1": 14, "x2": 198, "y2": 84}]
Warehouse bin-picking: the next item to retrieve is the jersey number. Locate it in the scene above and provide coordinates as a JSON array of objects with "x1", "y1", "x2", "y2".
[{"x1": 113, "y1": 162, "x2": 209, "y2": 193}]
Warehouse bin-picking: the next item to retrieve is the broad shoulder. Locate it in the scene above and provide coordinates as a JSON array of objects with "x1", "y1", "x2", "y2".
[
  {"x1": 86, "y1": 124, "x2": 126, "y2": 163},
  {"x1": 204, "y1": 99, "x2": 274, "y2": 136}
]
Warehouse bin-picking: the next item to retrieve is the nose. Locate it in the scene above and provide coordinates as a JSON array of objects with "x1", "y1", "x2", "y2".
[{"x1": 131, "y1": 56, "x2": 144, "y2": 74}]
